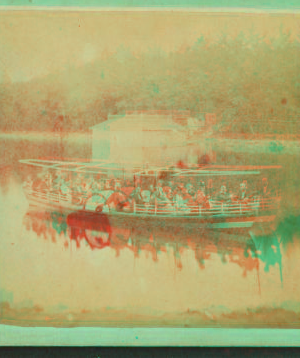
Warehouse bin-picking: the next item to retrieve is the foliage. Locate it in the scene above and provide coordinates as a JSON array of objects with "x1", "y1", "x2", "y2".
[{"x1": 0, "y1": 30, "x2": 299, "y2": 134}]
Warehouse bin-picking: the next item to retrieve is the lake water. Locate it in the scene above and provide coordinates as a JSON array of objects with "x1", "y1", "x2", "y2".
[{"x1": 1, "y1": 136, "x2": 300, "y2": 327}]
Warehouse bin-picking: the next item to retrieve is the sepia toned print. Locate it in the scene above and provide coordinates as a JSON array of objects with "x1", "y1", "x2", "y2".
[{"x1": 0, "y1": 10, "x2": 299, "y2": 329}]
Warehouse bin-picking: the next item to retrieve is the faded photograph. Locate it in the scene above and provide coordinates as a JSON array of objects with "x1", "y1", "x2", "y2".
[{"x1": 0, "y1": 10, "x2": 299, "y2": 327}]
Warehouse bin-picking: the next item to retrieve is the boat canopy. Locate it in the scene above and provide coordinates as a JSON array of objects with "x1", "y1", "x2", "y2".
[{"x1": 19, "y1": 158, "x2": 281, "y2": 177}]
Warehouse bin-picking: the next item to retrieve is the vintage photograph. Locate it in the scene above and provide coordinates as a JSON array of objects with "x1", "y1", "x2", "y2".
[{"x1": 0, "y1": 9, "x2": 299, "y2": 330}]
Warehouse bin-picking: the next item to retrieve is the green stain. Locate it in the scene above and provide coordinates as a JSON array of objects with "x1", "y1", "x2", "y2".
[
  {"x1": 269, "y1": 141, "x2": 284, "y2": 153},
  {"x1": 50, "y1": 212, "x2": 68, "y2": 236},
  {"x1": 152, "y1": 84, "x2": 160, "y2": 94},
  {"x1": 245, "y1": 215, "x2": 300, "y2": 286},
  {"x1": 277, "y1": 215, "x2": 300, "y2": 252},
  {"x1": 248, "y1": 230, "x2": 283, "y2": 284}
]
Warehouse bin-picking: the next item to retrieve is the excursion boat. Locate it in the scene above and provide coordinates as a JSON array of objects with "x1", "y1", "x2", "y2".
[{"x1": 19, "y1": 158, "x2": 282, "y2": 229}]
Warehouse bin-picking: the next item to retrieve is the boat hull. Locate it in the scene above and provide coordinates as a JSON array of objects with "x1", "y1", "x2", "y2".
[{"x1": 26, "y1": 194, "x2": 276, "y2": 230}]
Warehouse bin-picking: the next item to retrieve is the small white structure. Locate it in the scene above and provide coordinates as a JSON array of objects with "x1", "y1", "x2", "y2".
[{"x1": 90, "y1": 111, "x2": 208, "y2": 166}]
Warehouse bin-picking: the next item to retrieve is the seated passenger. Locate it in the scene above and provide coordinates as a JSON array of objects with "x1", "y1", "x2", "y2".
[
  {"x1": 163, "y1": 181, "x2": 174, "y2": 200},
  {"x1": 163, "y1": 186, "x2": 173, "y2": 200},
  {"x1": 60, "y1": 178, "x2": 69, "y2": 193},
  {"x1": 121, "y1": 179, "x2": 135, "y2": 196},
  {"x1": 70, "y1": 176, "x2": 82, "y2": 203},
  {"x1": 163, "y1": 180, "x2": 173, "y2": 190},
  {"x1": 236, "y1": 182, "x2": 248, "y2": 201},
  {"x1": 43, "y1": 171, "x2": 53, "y2": 191},
  {"x1": 172, "y1": 183, "x2": 184, "y2": 197},
  {"x1": 89, "y1": 176, "x2": 96, "y2": 189},
  {"x1": 155, "y1": 184, "x2": 167, "y2": 203},
  {"x1": 149, "y1": 185, "x2": 157, "y2": 204},
  {"x1": 130, "y1": 186, "x2": 144, "y2": 205},
  {"x1": 174, "y1": 192, "x2": 190, "y2": 212},
  {"x1": 181, "y1": 186, "x2": 194, "y2": 205},
  {"x1": 72, "y1": 176, "x2": 82, "y2": 192},
  {"x1": 53, "y1": 172, "x2": 63, "y2": 191},
  {"x1": 141, "y1": 189, "x2": 151, "y2": 204},
  {"x1": 81, "y1": 182, "x2": 92, "y2": 197},
  {"x1": 91, "y1": 181, "x2": 99, "y2": 194},
  {"x1": 194, "y1": 186, "x2": 206, "y2": 205},
  {"x1": 60, "y1": 179, "x2": 72, "y2": 201},
  {"x1": 100, "y1": 181, "x2": 114, "y2": 200},
  {"x1": 216, "y1": 185, "x2": 230, "y2": 202},
  {"x1": 182, "y1": 185, "x2": 198, "y2": 212},
  {"x1": 186, "y1": 183, "x2": 196, "y2": 196},
  {"x1": 134, "y1": 177, "x2": 142, "y2": 188},
  {"x1": 104, "y1": 180, "x2": 111, "y2": 190},
  {"x1": 96, "y1": 181, "x2": 104, "y2": 193},
  {"x1": 106, "y1": 182, "x2": 130, "y2": 211}
]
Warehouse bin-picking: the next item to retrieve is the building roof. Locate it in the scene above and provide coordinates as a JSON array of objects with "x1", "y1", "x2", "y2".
[
  {"x1": 90, "y1": 111, "x2": 193, "y2": 132},
  {"x1": 89, "y1": 114, "x2": 126, "y2": 131}
]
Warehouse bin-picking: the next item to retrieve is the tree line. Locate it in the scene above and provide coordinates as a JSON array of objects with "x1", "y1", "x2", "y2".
[{"x1": 0, "y1": 30, "x2": 299, "y2": 134}]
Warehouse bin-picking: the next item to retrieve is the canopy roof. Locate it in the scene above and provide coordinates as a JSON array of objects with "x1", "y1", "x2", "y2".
[{"x1": 19, "y1": 158, "x2": 281, "y2": 177}]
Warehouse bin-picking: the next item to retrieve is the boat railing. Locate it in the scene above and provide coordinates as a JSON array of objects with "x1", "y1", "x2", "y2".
[
  {"x1": 26, "y1": 186, "x2": 280, "y2": 216},
  {"x1": 133, "y1": 197, "x2": 280, "y2": 216},
  {"x1": 26, "y1": 188, "x2": 87, "y2": 205}
]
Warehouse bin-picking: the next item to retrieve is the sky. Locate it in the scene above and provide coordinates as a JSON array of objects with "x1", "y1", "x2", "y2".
[{"x1": 0, "y1": 11, "x2": 300, "y2": 83}]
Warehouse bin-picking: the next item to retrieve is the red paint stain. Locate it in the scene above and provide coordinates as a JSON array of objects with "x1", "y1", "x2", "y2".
[
  {"x1": 176, "y1": 160, "x2": 187, "y2": 169},
  {"x1": 281, "y1": 98, "x2": 287, "y2": 105}
]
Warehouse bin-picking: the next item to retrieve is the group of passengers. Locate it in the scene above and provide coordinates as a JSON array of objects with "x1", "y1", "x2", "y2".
[{"x1": 23, "y1": 170, "x2": 272, "y2": 213}]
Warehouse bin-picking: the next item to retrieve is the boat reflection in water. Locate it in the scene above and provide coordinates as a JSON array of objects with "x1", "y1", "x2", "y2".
[{"x1": 22, "y1": 208, "x2": 295, "y2": 281}]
